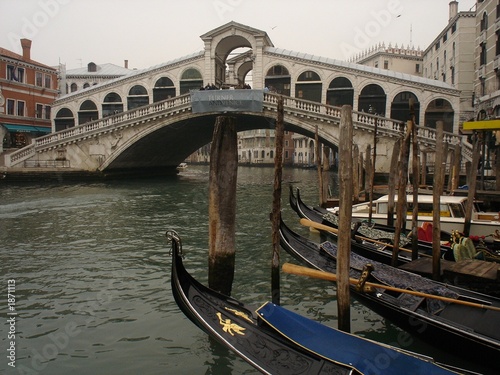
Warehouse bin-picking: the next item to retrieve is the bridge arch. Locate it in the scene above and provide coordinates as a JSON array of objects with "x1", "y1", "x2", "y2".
[
  {"x1": 390, "y1": 91, "x2": 420, "y2": 123},
  {"x1": 180, "y1": 67, "x2": 203, "y2": 93},
  {"x1": 78, "y1": 100, "x2": 98, "y2": 125},
  {"x1": 424, "y1": 98, "x2": 455, "y2": 132},
  {"x1": 264, "y1": 64, "x2": 291, "y2": 95},
  {"x1": 295, "y1": 70, "x2": 322, "y2": 102},
  {"x1": 358, "y1": 83, "x2": 387, "y2": 115},
  {"x1": 127, "y1": 85, "x2": 149, "y2": 109},
  {"x1": 54, "y1": 107, "x2": 75, "y2": 131},
  {"x1": 326, "y1": 76, "x2": 354, "y2": 107},
  {"x1": 153, "y1": 76, "x2": 176, "y2": 101},
  {"x1": 102, "y1": 92, "x2": 124, "y2": 117}
]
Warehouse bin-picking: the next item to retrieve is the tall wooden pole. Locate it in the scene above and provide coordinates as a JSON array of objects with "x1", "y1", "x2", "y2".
[
  {"x1": 271, "y1": 96, "x2": 284, "y2": 305},
  {"x1": 387, "y1": 139, "x2": 401, "y2": 228},
  {"x1": 451, "y1": 144, "x2": 462, "y2": 194},
  {"x1": 392, "y1": 122, "x2": 412, "y2": 267},
  {"x1": 322, "y1": 146, "x2": 331, "y2": 207},
  {"x1": 337, "y1": 105, "x2": 353, "y2": 332},
  {"x1": 464, "y1": 133, "x2": 481, "y2": 236},
  {"x1": 432, "y1": 121, "x2": 445, "y2": 280},
  {"x1": 410, "y1": 102, "x2": 419, "y2": 260},
  {"x1": 352, "y1": 145, "x2": 360, "y2": 204},
  {"x1": 208, "y1": 116, "x2": 238, "y2": 295},
  {"x1": 369, "y1": 116, "x2": 378, "y2": 216},
  {"x1": 315, "y1": 126, "x2": 324, "y2": 206}
]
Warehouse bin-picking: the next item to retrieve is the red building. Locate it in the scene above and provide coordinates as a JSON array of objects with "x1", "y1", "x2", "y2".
[{"x1": 0, "y1": 39, "x2": 58, "y2": 151}]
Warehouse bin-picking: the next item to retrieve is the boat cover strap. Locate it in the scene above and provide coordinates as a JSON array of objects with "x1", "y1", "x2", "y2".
[
  {"x1": 320, "y1": 241, "x2": 459, "y2": 315},
  {"x1": 257, "y1": 302, "x2": 457, "y2": 375}
]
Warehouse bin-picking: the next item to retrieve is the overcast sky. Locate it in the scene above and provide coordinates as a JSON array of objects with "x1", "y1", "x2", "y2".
[{"x1": 1, "y1": 0, "x2": 477, "y2": 70}]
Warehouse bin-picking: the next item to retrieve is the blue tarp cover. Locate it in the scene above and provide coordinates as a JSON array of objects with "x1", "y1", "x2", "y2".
[{"x1": 257, "y1": 302, "x2": 458, "y2": 375}]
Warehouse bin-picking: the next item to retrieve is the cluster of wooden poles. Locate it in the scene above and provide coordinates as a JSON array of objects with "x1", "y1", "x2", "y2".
[{"x1": 205, "y1": 97, "x2": 484, "y2": 333}]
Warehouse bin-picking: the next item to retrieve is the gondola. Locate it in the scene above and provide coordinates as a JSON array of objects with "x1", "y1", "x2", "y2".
[
  {"x1": 168, "y1": 230, "x2": 473, "y2": 375},
  {"x1": 279, "y1": 218, "x2": 500, "y2": 372},
  {"x1": 290, "y1": 187, "x2": 454, "y2": 260}
]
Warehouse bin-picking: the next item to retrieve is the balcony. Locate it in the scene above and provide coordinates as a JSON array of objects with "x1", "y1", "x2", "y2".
[{"x1": 494, "y1": 56, "x2": 500, "y2": 71}]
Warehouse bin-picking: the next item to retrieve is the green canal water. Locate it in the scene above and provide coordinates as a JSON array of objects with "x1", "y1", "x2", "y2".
[{"x1": 0, "y1": 165, "x2": 493, "y2": 374}]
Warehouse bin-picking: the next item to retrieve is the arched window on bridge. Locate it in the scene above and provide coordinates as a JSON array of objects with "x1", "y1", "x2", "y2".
[
  {"x1": 390, "y1": 91, "x2": 420, "y2": 123},
  {"x1": 295, "y1": 70, "x2": 322, "y2": 103},
  {"x1": 70, "y1": 83, "x2": 78, "y2": 93},
  {"x1": 327, "y1": 77, "x2": 354, "y2": 107},
  {"x1": 127, "y1": 85, "x2": 149, "y2": 110},
  {"x1": 78, "y1": 100, "x2": 98, "y2": 125},
  {"x1": 54, "y1": 108, "x2": 75, "y2": 132},
  {"x1": 265, "y1": 65, "x2": 291, "y2": 95},
  {"x1": 424, "y1": 99, "x2": 454, "y2": 133},
  {"x1": 180, "y1": 68, "x2": 203, "y2": 94},
  {"x1": 102, "y1": 92, "x2": 124, "y2": 117},
  {"x1": 153, "y1": 77, "x2": 176, "y2": 102},
  {"x1": 358, "y1": 84, "x2": 386, "y2": 116}
]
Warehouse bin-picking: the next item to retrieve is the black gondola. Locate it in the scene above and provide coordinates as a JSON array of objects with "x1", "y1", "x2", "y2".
[
  {"x1": 290, "y1": 187, "x2": 453, "y2": 260},
  {"x1": 279, "y1": 218, "x2": 500, "y2": 373},
  {"x1": 168, "y1": 230, "x2": 473, "y2": 375}
]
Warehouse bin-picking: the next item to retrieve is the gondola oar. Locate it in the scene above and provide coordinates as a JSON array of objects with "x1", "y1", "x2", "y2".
[
  {"x1": 282, "y1": 262, "x2": 500, "y2": 312},
  {"x1": 299, "y1": 218, "x2": 432, "y2": 258}
]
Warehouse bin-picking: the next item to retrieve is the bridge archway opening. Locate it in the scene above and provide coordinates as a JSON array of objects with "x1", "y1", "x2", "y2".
[
  {"x1": 296, "y1": 70, "x2": 322, "y2": 103},
  {"x1": 265, "y1": 65, "x2": 291, "y2": 95},
  {"x1": 358, "y1": 84, "x2": 386, "y2": 115},
  {"x1": 391, "y1": 91, "x2": 420, "y2": 123},
  {"x1": 227, "y1": 47, "x2": 253, "y2": 88},
  {"x1": 78, "y1": 100, "x2": 98, "y2": 125},
  {"x1": 180, "y1": 68, "x2": 203, "y2": 94},
  {"x1": 327, "y1": 77, "x2": 354, "y2": 107},
  {"x1": 214, "y1": 35, "x2": 253, "y2": 87},
  {"x1": 54, "y1": 108, "x2": 75, "y2": 131},
  {"x1": 153, "y1": 77, "x2": 176, "y2": 102},
  {"x1": 103, "y1": 92, "x2": 123, "y2": 117},
  {"x1": 128, "y1": 85, "x2": 149, "y2": 110},
  {"x1": 424, "y1": 98, "x2": 454, "y2": 132}
]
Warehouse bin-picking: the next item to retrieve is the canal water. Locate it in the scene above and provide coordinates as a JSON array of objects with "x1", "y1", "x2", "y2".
[{"x1": 0, "y1": 165, "x2": 492, "y2": 374}]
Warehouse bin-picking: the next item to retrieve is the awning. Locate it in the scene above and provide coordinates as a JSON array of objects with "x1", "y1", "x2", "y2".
[{"x1": 1, "y1": 124, "x2": 51, "y2": 134}]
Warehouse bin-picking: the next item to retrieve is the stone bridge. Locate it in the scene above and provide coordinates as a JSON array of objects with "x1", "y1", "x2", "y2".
[{"x1": 6, "y1": 91, "x2": 470, "y2": 176}]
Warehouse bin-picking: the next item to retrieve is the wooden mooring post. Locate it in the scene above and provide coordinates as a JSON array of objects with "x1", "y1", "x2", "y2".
[
  {"x1": 464, "y1": 132, "x2": 481, "y2": 236},
  {"x1": 337, "y1": 105, "x2": 353, "y2": 332},
  {"x1": 208, "y1": 116, "x2": 238, "y2": 296},
  {"x1": 432, "y1": 121, "x2": 446, "y2": 280},
  {"x1": 271, "y1": 96, "x2": 284, "y2": 305}
]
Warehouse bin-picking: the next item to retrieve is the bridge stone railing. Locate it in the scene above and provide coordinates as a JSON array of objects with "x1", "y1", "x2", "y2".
[{"x1": 6, "y1": 92, "x2": 471, "y2": 168}]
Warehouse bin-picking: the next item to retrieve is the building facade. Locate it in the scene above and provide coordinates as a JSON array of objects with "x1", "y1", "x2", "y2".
[
  {"x1": 0, "y1": 39, "x2": 58, "y2": 153},
  {"x1": 422, "y1": 1, "x2": 476, "y2": 129}
]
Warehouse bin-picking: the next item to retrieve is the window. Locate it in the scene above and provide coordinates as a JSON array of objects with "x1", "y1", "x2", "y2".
[
  {"x1": 44, "y1": 74, "x2": 51, "y2": 89},
  {"x1": 36, "y1": 72, "x2": 43, "y2": 86},
  {"x1": 36, "y1": 104, "x2": 43, "y2": 118},
  {"x1": 45, "y1": 105, "x2": 51, "y2": 120},
  {"x1": 451, "y1": 23, "x2": 457, "y2": 34},
  {"x1": 7, "y1": 99, "x2": 15, "y2": 115},
  {"x1": 443, "y1": 32, "x2": 448, "y2": 43},
  {"x1": 480, "y1": 43, "x2": 487, "y2": 66},
  {"x1": 7, "y1": 65, "x2": 25, "y2": 82},
  {"x1": 384, "y1": 60, "x2": 389, "y2": 69},
  {"x1": 481, "y1": 12, "x2": 488, "y2": 31},
  {"x1": 17, "y1": 101, "x2": 25, "y2": 116},
  {"x1": 415, "y1": 63, "x2": 420, "y2": 73}
]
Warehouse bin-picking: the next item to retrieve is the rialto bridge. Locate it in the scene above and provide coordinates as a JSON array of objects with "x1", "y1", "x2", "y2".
[{"x1": 5, "y1": 22, "x2": 472, "y2": 176}]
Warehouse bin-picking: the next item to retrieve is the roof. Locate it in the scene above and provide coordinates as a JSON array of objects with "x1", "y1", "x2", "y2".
[
  {"x1": 66, "y1": 63, "x2": 132, "y2": 77},
  {"x1": 265, "y1": 47, "x2": 457, "y2": 91},
  {"x1": 0, "y1": 47, "x2": 56, "y2": 71}
]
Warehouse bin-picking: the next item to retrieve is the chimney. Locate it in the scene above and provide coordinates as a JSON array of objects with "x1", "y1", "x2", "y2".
[
  {"x1": 124, "y1": 59, "x2": 129, "y2": 69},
  {"x1": 449, "y1": 1, "x2": 458, "y2": 21},
  {"x1": 20, "y1": 38, "x2": 32, "y2": 60}
]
